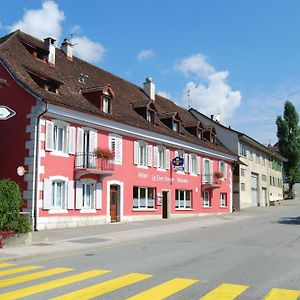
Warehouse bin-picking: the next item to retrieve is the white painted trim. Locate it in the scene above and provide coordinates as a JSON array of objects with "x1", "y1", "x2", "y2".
[
  {"x1": 106, "y1": 180, "x2": 124, "y2": 222},
  {"x1": 46, "y1": 104, "x2": 236, "y2": 161}
]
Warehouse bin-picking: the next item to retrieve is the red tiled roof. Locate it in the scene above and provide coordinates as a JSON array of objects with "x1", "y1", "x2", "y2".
[{"x1": 0, "y1": 30, "x2": 235, "y2": 156}]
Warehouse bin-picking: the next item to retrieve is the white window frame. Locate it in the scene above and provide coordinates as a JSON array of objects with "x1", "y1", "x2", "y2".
[
  {"x1": 203, "y1": 191, "x2": 210, "y2": 207},
  {"x1": 220, "y1": 193, "x2": 227, "y2": 208},
  {"x1": 218, "y1": 160, "x2": 227, "y2": 179},
  {"x1": 157, "y1": 146, "x2": 166, "y2": 169},
  {"x1": 82, "y1": 180, "x2": 96, "y2": 210},
  {"x1": 102, "y1": 96, "x2": 110, "y2": 113},
  {"x1": 138, "y1": 142, "x2": 147, "y2": 167},
  {"x1": 133, "y1": 186, "x2": 155, "y2": 210},
  {"x1": 239, "y1": 143, "x2": 247, "y2": 157},
  {"x1": 203, "y1": 158, "x2": 213, "y2": 183},
  {"x1": 51, "y1": 180, "x2": 66, "y2": 209},
  {"x1": 175, "y1": 189, "x2": 192, "y2": 209}
]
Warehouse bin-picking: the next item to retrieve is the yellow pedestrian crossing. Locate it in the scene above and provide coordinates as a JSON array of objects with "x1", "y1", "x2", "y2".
[
  {"x1": 127, "y1": 278, "x2": 199, "y2": 300},
  {"x1": 0, "y1": 267, "x2": 73, "y2": 288},
  {"x1": 264, "y1": 288, "x2": 300, "y2": 300},
  {"x1": 0, "y1": 263, "x2": 298, "y2": 299},
  {"x1": 0, "y1": 265, "x2": 42, "y2": 277},
  {"x1": 199, "y1": 283, "x2": 250, "y2": 300},
  {"x1": 51, "y1": 273, "x2": 152, "y2": 300},
  {"x1": 0, "y1": 269, "x2": 110, "y2": 300}
]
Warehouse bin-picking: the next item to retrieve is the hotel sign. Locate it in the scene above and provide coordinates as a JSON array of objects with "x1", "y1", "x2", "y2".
[{"x1": 138, "y1": 172, "x2": 189, "y2": 184}]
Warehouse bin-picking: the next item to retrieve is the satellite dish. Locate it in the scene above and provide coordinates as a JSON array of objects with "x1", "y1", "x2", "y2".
[{"x1": 17, "y1": 166, "x2": 26, "y2": 177}]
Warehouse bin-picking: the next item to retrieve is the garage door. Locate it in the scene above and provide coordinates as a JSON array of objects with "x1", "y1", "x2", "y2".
[{"x1": 251, "y1": 173, "x2": 258, "y2": 206}]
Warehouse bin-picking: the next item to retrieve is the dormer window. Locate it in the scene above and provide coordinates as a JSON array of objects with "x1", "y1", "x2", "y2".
[
  {"x1": 102, "y1": 95, "x2": 110, "y2": 113},
  {"x1": 159, "y1": 112, "x2": 182, "y2": 134},
  {"x1": 45, "y1": 83, "x2": 58, "y2": 94},
  {"x1": 146, "y1": 109, "x2": 155, "y2": 124},
  {"x1": 131, "y1": 100, "x2": 157, "y2": 124},
  {"x1": 27, "y1": 70, "x2": 61, "y2": 94},
  {"x1": 173, "y1": 121, "x2": 180, "y2": 133}
]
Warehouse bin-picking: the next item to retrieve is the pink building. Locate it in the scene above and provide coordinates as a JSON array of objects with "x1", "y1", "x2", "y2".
[{"x1": 0, "y1": 31, "x2": 236, "y2": 230}]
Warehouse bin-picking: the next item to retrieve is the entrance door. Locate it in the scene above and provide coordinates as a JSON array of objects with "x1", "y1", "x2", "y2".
[
  {"x1": 110, "y1": 185, "x2": 119, "y2": 223},
  {"x1": 261, "y1": 188, "x2": 267, "y2": 207},
  {"x1": 162, "y1": 191, "x2": 169, "y2": 219},
  {"x1": 251, "y1": 173, "x2": 259, "y2": 206}
]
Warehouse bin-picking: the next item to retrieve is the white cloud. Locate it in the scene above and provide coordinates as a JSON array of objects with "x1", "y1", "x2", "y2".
[
  {"x1": 72, "y1": 36, "x2": 105, "y2": 63},
  {"x1": 176, "y1": 53, "x2": 241, "y2": 123},
  {"x1": 157, "y1": 90, "x2": 171, "y2": 99},
  {"x1": 9, "y1": 0, "x2": 65, "y2": 41},
  {"x1": 137, "y1": 49, "x2": 155, "y2": 61}
]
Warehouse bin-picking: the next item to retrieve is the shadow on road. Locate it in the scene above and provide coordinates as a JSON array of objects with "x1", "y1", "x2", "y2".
[{"x1": 278, "y1": 216, "x2": 300, "y2": 225}]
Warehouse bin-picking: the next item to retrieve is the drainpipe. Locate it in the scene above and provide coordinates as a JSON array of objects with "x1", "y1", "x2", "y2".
[{"x1": 33, "y1": 101, "x2": 48, "y2": 231}]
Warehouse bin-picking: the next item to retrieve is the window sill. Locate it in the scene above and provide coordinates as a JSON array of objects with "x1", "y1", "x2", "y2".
[
  {"x1": 132, "y1": 208, "x2": 157, "y2": 212},
  {"x1": 175, "y1": 208, "x2": 193, "y2": 211},
  {"x1": 80, "y1": 209, "x2": 97, "y2": 213},
  {"x1": 50, "y1": 151, "x2": 69, "y2": 158},
  {"x1": 202, "y1": 206, "x2": 211, "y2": 208},
  {"x1": 137, "y1": 165, "x2": 149, "y2": 169},
  {"x1": 190, "y1": 173, "x2": 198, "y2": 177},
  {"x1": 156, "y1": 168, "x2": 167, "y2": 172},
  {"x1": 220, "y1": 206, "x2": 227, "y2": 208},
  {"x1": 48, "y1": 209, "x2": 68, "y2": 214}
]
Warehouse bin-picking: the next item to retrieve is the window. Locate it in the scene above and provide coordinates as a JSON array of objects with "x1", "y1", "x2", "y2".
[
  {"x1": 241, "y1": 168, "x2": 245, "y2": 177},
  {"x1": 109, "y1": 134, "x2": 122, "y2": 164},
  {"x1": 102, "y1": 96, "x2": 110, "y2": 113},
  {"x1": 239, "y1": 143, "x2": 247, "y2": 157},
  {"x1": 134, "y1": 141, "x2": 152, "y2": 167},
  {"x1": 158, "y1": 147, "x2": 165, "y2": 169},
  {"x1": 51, "y1": 180, "x2": 65, "y2": 209},
  {"x1": 82, "y1": 182, "x2": 95, "y2": 209},
  {"x1": 262, "y1": 156, "x2": 266, "y2": 166},
  {"x1": 262, "y1": 174, "x2": 267, "y2": 182},
  {"x1": 139, "y1": 143, "x2": 147, "y2": 166},
  {"x1": 172, "y1": 121, "x2": 180, "y2": 133},
  {"x1": 256, "y1": 153, "x2": 260, "y2": 164},
  {"x1": 133, "y1": 187, "x2": 155, "y2": 209},
  {"x1": 190, "y1": 154, "x2": 198, "y2": 175},
  {"x1": 241, "y1": 183, "x2": 245, "y2": 191},
  {"x1": 53, "y1": 124, "x2": 67, "y2": 152},
  {"x1": 203, "y1": 159, "x2": 212, "y2": 183},
  {"x1": 269, "y1": 176, "x2": 272, "y2": 186},
  {"x1": 248, "y1": 150, "x2": 253, "y2": 161},
  {"x1": 220, "y1": 193, "x2": 227, "y2": 207},
  {"x1": 203, "y1": 191, "x2": 210, "y2": 207},
  {"x1": 146, "y1": 109, "x2": 155, "y2": 124},
  {"x1": 175, "y1": 190, "x2": 192, "y2": 209},
  {"x1": 218, "y1": 161, "x2": 227, "y2": 179}
]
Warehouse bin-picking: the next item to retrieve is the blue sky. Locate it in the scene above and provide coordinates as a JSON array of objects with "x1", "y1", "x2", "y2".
[{"x1": 1, "y1": 0, "x2": 300, "y2": 145}]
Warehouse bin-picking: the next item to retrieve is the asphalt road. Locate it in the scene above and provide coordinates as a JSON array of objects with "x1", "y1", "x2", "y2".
[{"x1": 1, "y1": 201, "x2": 300, "y2": 299}]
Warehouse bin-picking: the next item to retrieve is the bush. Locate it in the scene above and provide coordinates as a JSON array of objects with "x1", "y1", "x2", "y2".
[{"x1": 0, "y1": 179, "x2": 32, "y2": 233}]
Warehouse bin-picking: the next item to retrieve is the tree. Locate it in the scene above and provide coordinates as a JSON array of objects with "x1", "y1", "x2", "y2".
[{"x1": 276, "y1": 101, "x2": 300, "y2": 192}]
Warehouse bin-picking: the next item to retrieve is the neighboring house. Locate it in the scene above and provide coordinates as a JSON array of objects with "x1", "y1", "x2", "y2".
[
  {"x1": 190, "y1": 109, "x2": 286, "y2": 210},
  {"x1": 0, "y1": 31, "x2": 236, "y2": 230}
]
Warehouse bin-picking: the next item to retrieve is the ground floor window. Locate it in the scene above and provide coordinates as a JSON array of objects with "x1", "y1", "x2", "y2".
[
  {"x1": 51, "y1": 180, "x2": 65, "y2": 209},
  {"x1": 133, "y1": 187, "x2": 155, "y2": 209},
  {"x1": 175, "y1": 190, "x2": 192, "y2": 209},
  {"x1": 82, "y1": 182, "x2": 95, "y2": 209},
  {"x1": 220, "y1": 193, "x2": 227, "y2": 207},
  {"x1": 203, "y1": 191, "x2": 210, "y2": 207}
]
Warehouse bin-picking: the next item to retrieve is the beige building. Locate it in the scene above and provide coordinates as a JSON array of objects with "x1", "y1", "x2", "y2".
[{"x1": 190, "y1": 109, "x2": 286, "y2": 210}]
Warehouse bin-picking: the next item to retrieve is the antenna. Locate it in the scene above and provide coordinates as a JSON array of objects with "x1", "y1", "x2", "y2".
[{"x1": 183, "y1": 85, "x2": 198, "y2": 109}]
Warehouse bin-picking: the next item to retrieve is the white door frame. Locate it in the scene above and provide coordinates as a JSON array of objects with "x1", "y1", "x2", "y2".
[{"x1": 106, "y1": 180, "x2": 124, "y2": 222}]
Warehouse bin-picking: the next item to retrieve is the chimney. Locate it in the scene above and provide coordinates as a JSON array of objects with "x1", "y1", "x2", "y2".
[
  {"x1": 210, "y1": 114, "x2": 214, "y2": 120},
  {"x1": 44, "y1": 37, "x2": 56, "y2": 66},
  {"x1": 143, "y1": 77, "x2": 155, "y2": 100},
  {"x1": 61, "y1": 38, "x2": 73, "y2": 60}
]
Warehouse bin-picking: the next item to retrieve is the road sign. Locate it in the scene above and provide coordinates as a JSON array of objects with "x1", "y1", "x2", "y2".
[{"x1": 0, "y1": 105, "x2": 16, "y2": 120}]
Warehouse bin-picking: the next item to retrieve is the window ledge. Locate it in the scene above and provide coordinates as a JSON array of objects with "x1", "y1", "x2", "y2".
[
  {"x1": 132, "y1": 208, "x2": 157, "y2": 212},
  {"x1": 202, "y1": 206, "x2": 211, "y2": 208},
  {"x1": 137, "y1": 165, "x2": 149, "y2": 169},
  {"x1": 220, "y1": 206, "x2": 227, "y2": 208},
  {"x1": 48, "y1": 209, "x2": 68, "y2": 214},
  {"x1": 50, "y1": 151, "x2": 69, "y2": 158},
  {"x1": 156, "y1": 168, "x2": 167, "y2": 172},
  {"x1": 190, "y1": 173, "x2": 198, "y2": 177},
  {"x1": 80, "y1": 209, "x2": 97, "y2": 213},
  {"x1": 175, "y1": 208, "x2": 194, "y2": 211}
]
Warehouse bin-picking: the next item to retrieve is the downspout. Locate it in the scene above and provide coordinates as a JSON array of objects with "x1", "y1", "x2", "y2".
[{"x1": 33, "y1": 101, "x2": 48, "y2": 231}]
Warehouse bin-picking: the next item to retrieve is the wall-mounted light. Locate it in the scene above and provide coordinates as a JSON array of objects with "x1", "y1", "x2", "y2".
[{"x1": 17, "y1": 166, "x2": 27, "y2": 177}]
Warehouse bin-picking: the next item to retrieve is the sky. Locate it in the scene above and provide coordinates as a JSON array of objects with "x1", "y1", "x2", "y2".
[{"x1": 1, "y1": 0, "x2": 300, "y2": 145}]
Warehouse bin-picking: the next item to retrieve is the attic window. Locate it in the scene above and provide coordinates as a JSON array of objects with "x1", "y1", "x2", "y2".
[
  {"x1": 198, "y1": 129, "x2": 203, "y2": 139},
  {"x1": 102, "y1": 95, "x2": 111, "y2": 113},
  {"x1": 45, "y1": 83, "x2": 58, "y2": 94},
  {"x1": 173, "y1": 121, "x2": 180, "y2": 133},
  {"x1": 146, "y1": 109, "x2": 155, "y2": 124},
  {"x1": 21, "y1": 41, "x2": 48, "y2": 62},
  {"x1": 27, "y1": 71, "x2": 60, "y2": 94}
]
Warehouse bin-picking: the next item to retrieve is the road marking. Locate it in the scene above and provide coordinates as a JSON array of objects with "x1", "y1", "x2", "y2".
[
  {"x1": 0, "y1": 263, "x2": 15, "y2": 268},
  {"x1": 199, "y1": 283, "x2": 249, "y2": 300},
  {"x1": 0, "y1": 267, "x2": 74, "y2": 288},
  {"x1": 264, "y1": 288, "x2": 300, "y2": 300},
  {"x1": 127, "y1": 277, "x2": 199, "y2": 300},
  {"x1": 51, "y1": 273, "x2": 152, "y2": 300},
  {"x1": 0, "y1": 269, "x2": 110, "y2": 300},
  {"x1": 0, "y1": 266, "x2": 42, "y2": 277}
]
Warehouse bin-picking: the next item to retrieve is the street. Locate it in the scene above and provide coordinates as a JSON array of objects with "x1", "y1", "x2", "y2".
[{"x1": 1, "y1": 200, "x2": 300, "y2": 299}]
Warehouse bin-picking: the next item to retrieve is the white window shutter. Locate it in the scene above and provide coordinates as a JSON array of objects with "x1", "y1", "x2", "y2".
[
  {"x1": 189, "y1": 154, "x2": 192, "y2": 173},
  {"x1": 210, "y1": 160, "x2": 213, "y2": 183},
  {"x1": 224, "y1": 162, "x2": 227, "y2": 179},
  {"x1": 68, "y1": 127, "x2": 76, "y2": 155},
  {"x1": 116, "y1": 137, "x2": 122, "y2": 164},
  {"x1": 174, "y1": 150, "x2": 178, "y2": 159},
  {"x1": 147, "y1": 145, "x2": 153, "y2": 167},
  {"x1": 76, "y1": 127, "x2": 84, "y2": 167},
  {"x1": 197, "y1": 156, "x2": 201, "y2": 175},
  {"x1": 154, "y1": 146, "x2": 158, "y2": 168},
  {"x1": 202, "y1": 159, "x2": 206, "y2": 183},
  {"x1": 96, "y1": 182, "x2": 102, "y2": 209},
  {"x1": 89, "y1": 130, "x2": 98, "y2": 152},
  {"x1": 134, "y1": 141, "x2": 139, "y2": 164},
  {"x1": 111, "y1": 135, "x2": 122, "y2": 165},
  {"x1": 67, "y1": 180, "x2": 75, "y2": 209},
  {"x1": 75, "y1": 181, "x2": 83, "y2": 209},
  {"x1": 45, "y1": 120, "x2": 54, "y2": 151},
  {"x1": 43, "y1": 179, "x2": 52, "y2": 209},
  {"x1": 184, "y1": 153, "x2": 189, "y2": 173},
  {"x1": 165, "y1": 149, "x2": 170, "y2": 170}
]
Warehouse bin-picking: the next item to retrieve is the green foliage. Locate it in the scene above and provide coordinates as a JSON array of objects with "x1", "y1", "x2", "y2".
[
  {"x1": 276, "y1": 101, "x2": 300, "y2": 191},
  {"x1": 0, "y1": 179, "x2": 32, "y2": 233}
]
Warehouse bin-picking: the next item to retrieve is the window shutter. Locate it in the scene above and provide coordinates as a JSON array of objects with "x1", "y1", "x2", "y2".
[
  {"x1": 68, "y1": 127, "x2": 76, "y2": 155},
  {"x1": 115, "y1": 137, "x2": 122, "y2": 164},
  {"x1": 96, "y1": 182, "x2": 102, "y2": 209},
  {"x1": 67, "y1": 180, "x2": 74, "y2": 209},
  {"x1": 189, "y1": 154, "x2": 192, "y2": 173},
  {"x1": 76, "y1": 127, "x2": 84, "y2": 167},
  {"x1": 184, "y1": 153, "x2": 189, "y2": 173},
  {"x1": 154, "y1": 146, "x2": 158, "y2": 168},
  {"x1": 196, "y1": 156, "x2": 201, "y2": 175},
  {"x1": 174, "y1": 150, "x2": 178, "y2": 159},
  {"x1": 45, "y1": 120, "x2": 54, "y2": 151},
  {"x1": 89, "y1": 130, "x2": 98, "y2": 152},
  {"x1": 147, "y1": 145, "x2": 153, "y2": 167},
  {"x1": 43, "y1": 179, "x2": 52, "y2": 209},
  {"x1": 224, "y1": 162, "x2": 227, "y2": 179},
  {"x1": 165, "y1": 149, "x2": 170, "y2": 170},
  {"x1": 134, "y1": 141, "x2": 139, "y2": 165},
  {"x1": 75, "y1": 181, "x2": 83, "y2": 209},
  {"x1": 210, "y1": 160, "x2": 213, "y2": 183},
  {"x1": 202, "y1": 159, "x2": 206, "y2": 183}
]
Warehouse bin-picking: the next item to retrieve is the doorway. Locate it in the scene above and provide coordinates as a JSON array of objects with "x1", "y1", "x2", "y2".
[
  {"x1": 162, "y1": 190, "x2": 170, "y2": 219},
  {"x1": 251, "y1": 172, "x2": 259, "y2": 206},
  {"x1": 110, "y1": 185, "x2": 119, "y2": 222},
  {"x1": 261, "y1": 188, "x2": 267, "y2": 207}
]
